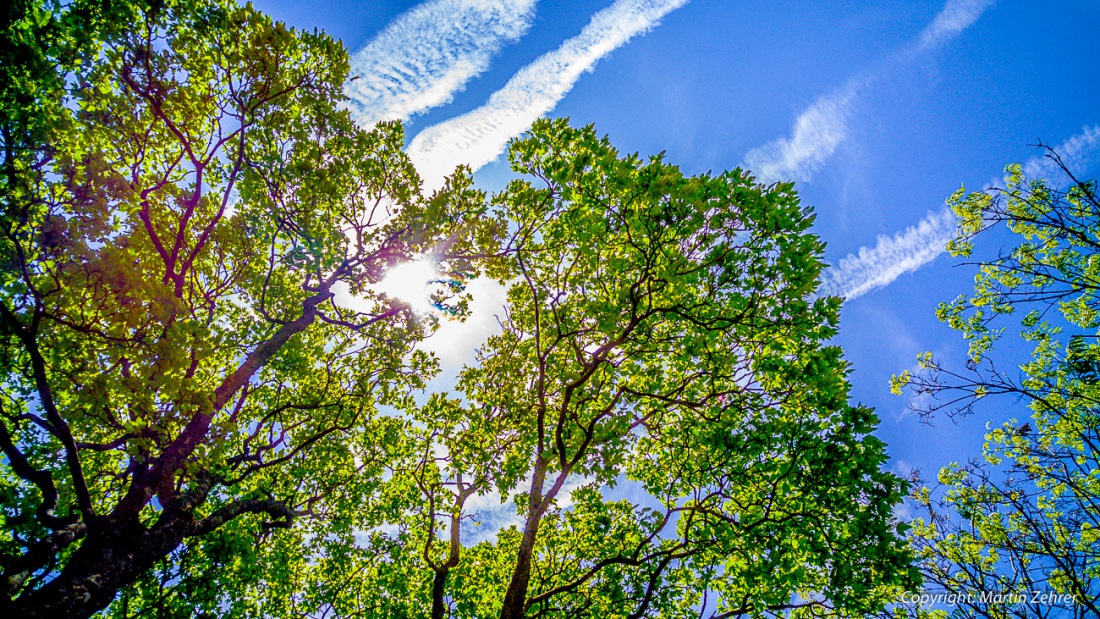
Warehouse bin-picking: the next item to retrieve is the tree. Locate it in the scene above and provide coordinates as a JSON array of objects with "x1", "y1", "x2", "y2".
[
  {"x1": 3, "y1": 2, "x2": 917, "y2": 617},
  {"x1": 290, "y1": 119, "x2": 917, "y2": 619},
  {"x1": 892, "y1": 152, "x2": 1100, "y2": 618},
  {"x1": 0, "y1": 1, "x2": 500, "y2": 617}
]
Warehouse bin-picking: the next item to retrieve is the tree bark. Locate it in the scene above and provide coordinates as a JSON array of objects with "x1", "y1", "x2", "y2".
[
  {"x1": 498, "y1": 513, "x2": 544, "y2": 619},
  {"x1": 499, "y1": 456, "x2": 553, "y2": 619},
  {"x1": 431, "y1": 567, "x2": 449, "y2": 619},
  {"x1": 7, "y1": 515, "x2": 189, "y2": 619}
]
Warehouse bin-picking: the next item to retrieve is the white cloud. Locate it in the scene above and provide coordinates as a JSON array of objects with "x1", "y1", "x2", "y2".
[
  {"x1": 817, "y1": 208, "x2": 957, "y2": 301},
  {"x1": 463, "y1": 472, "x2": 595, "y2": 544},
  {"x1": 1023, "y1": 124, "x2": 1100, "y2": 182},
  {"x1": 741, "y1": 80, "x2": 861, "y2": 184},
  {"x1": 818, "y1": 124, "x2": 1100, "y2": 301},
  {"x1": 343, "y1": 0, "x2": 538, "y2": 127},
  {"x1": 406, "y1": 0, "x2": 691, "y2": 191},
  {"x1": 917, "y1": 0, "x2": 996, "y2": 51},
  {"x1": 420, "y1": 276, "x2": 509, "y2": 370},
  {"x1": 741, "y1": 0, "x2": 995, "y2": 184}
]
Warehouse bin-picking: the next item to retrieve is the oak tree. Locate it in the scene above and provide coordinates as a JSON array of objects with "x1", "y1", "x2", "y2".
[
  {"x1": 305, "y1": 120, "x2": 919, "y2": 619},
  {"x1": 0, "y1": 1, "x2": 499, "y2": 617},
  {"x1": 3, "y1": 2, "x2": 919, "y2": 617}
]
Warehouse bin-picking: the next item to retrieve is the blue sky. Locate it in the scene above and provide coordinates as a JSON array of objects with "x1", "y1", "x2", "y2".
[{"x1": 253, "y1": 0, "x2": 1099, "y2": 500}]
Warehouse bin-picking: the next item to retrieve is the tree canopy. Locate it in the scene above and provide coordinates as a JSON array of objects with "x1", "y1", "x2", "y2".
[
  {"x1": 2, "y1": 1, "x2": 915, "y2": 618},
  {"x1": 1, "y1": 1, "x2": 499, "y2": 616},
  {"x1": 893, "y1": 153, "x2": 1100, "y2": 618},
  {"x1": 397, "y1": 119, "x2": 918, "y2": 619}
]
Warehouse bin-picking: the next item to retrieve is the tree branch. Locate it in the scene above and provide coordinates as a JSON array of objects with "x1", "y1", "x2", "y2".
[
  {"x1": 189, "y1": 498, "x2": 298, "y2": 537},
  {"x1": 0, "y1": 302, "x2": 94, "y2": 520}
]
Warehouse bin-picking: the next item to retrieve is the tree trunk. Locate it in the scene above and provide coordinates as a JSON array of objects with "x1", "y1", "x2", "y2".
[
  {"x1": 498, "y1": 512, "x2": 544, "y2": 619},
  {"x1": 499, "y1": 455, "x2": 556, "y2": 619},
  {"x1": 8, "y1": 516, "x2": 188, "y2": 619},
  {"x1": 431, "y1": 567, "x2": 449, "y2": 619}
]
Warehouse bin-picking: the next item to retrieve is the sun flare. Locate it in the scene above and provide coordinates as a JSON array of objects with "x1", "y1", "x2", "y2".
[{"x1": 376, "y1": 259, "x2": 439, "y2": 314}]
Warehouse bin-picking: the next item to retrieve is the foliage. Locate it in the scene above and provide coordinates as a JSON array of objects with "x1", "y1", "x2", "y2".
[
  {"x1": 348, "y1": 119, "x2": 918, "y2": 619},
  {"x1": 0, "y1": 1, "x2": 499, "y2": 617},
  {"x1": 2, "y1": 1, "x2": 916, "y2": 617},
  {"x1": 892, "y1": 153, "x2": 1100, "y2": 618}
]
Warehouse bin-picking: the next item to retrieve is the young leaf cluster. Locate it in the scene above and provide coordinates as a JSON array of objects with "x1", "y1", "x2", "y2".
[{"x1": 894, "y1": 152, "x2": 1100, "y2": 618}]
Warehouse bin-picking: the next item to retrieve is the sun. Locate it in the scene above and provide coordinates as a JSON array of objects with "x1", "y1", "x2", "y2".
[{"x1": 376, "y1": 259, "x2": 439, "y2": 314}]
